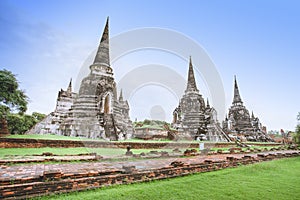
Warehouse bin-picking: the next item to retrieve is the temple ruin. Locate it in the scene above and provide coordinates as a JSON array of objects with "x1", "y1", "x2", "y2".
[
  {"x1": 222, "y1": 76, "x2": 271, "y2": 142},
  {"x1": 28, "y1": 18, "x2": 133, "y2": 140},
  {"x1": 27, "y1": 18, "x2": 271, "y2": 142},
  {"x1": 172, "y1": 57, "x2": 230, "y2": 142}
]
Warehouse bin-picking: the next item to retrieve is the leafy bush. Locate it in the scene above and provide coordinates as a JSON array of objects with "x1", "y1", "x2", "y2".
[
  {"x1": 6, "y1": 113, "x2": 45, "y2": 134},
  {"x1": 294, "y1": 124, "x2": 300, "y2": 144}
]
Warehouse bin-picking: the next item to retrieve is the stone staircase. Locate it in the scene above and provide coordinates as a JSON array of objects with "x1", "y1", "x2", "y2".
[{"x1": 207, "y1": 123, "x2": 231, "y2": 142}]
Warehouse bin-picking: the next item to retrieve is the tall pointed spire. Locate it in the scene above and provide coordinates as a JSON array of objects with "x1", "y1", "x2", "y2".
[
  {"x1": 119, "y1": 89, "x2": 123, "y2": 101},
  {"x1": 233, "y1": 75, "x2": 243, "y2": 104},
  {"x1": 251, "y1": 111, "x2": 255, "y2": 119},
  {"x1": 185, "y1": 56, "x2": 199, "y2": 93},
  {"x1": 93, "y1": 17, "x2": 110, "y2": 66},
  {"x1": 206, "y1": 98, "x2": 210, "y2": 108},
  {"x1": 67, "y1": 78, "x2": 72, "y2": 94}
]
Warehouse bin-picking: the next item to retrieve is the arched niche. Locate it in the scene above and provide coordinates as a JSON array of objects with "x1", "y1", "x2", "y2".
[{"x1": 100, "y1": 92, "x2": 113, "y2": 114}]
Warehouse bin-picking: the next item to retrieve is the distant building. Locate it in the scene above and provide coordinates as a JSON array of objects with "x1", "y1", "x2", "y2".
[
  {"x1": 172, "y1": 57, "x2": 230, "y2": 142},
  {"x1": 28, "y1": 18, "x2": 133, "y2": 140}
]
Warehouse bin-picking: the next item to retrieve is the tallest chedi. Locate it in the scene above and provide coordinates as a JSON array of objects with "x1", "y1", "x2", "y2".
[{"x1": 28, "y1": 18, "x2": 133, "y2": 140}]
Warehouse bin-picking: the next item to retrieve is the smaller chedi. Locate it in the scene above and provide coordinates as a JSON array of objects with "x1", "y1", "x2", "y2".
[
  {"x1": 28, "y1": 18, "x2": 134, "y2": 140},
  {"x1": 222, "y1": 76, "x2": 272, "y2": 142},
  {"x1": 172, "y1": 57, "x2": 230, "y2": 142}
]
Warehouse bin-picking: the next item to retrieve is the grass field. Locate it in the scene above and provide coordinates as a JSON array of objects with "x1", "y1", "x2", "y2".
[
  {"x1": 0, "y1": 146, "x2": 282, "y2": 159},
  {"x1": 0, "y1": 147, "x2": 120, "y2": 157},
  {"x1": 209, "y1": 145, "x2": 280, "y2": 152},
  {"x1": 0, "y1": 145, "x2": 281, "y2": 159},
  {"x1": 5, "y1": 134, "x2": 280, "y2": 146},
  {"x1": 0, "y1": 147, "x2": 178, "y2": 158},
  {"x1": 5, "y1": 134, "x2": 102, "y2": 141},
  {"x1": 5, "y1": 134, "x2": 175, "y2": 143},
  {"x1": 5, "y1": 134, "x2": 224, "y2": 143},
  {"x1": 33, "y1": 157, "x2": 300, "y2": 200}
]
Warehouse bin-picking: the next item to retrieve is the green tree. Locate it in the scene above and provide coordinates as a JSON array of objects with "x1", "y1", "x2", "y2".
[
  {"x1": 6, "y1": 113, "x2": 25, "y2": 134},
  {"x1": 32, "y1": 112, "x2": 46, "y2": 121},
  {"x1": 143, "y1": 119, "x2": 151, "y2": 125},
  {"x1": 294, "y1": 113, "x2": 300, "y2": 144},
  {"x1": 0, "y1": 69, "x2": 28, "y2": 116},
  {"x1": 0, "y1": 69, "x2": 28, "y2": 134},
  {"x1": 6, "y1": 112, "x2": 45, "y2": 134}
]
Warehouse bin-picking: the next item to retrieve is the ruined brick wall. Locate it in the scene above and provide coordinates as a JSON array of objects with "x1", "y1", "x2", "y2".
[
  {"x1": 0, "y1": 138, "x2": 281, "y2": 149},
  {"x1": 0, "y1": 152, "x2": 299, "y2": 199}
]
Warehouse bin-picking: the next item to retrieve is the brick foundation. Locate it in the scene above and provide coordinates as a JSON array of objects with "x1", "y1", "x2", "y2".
[
  {"x1": 0, "y1": 151, "x2": 299, "y2": 199},
  {"x1": 0, "y1": 138, "x2": 282, "y2": 149}
]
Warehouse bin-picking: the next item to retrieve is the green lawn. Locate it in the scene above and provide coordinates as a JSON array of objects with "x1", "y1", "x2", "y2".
[
  {"x1": 0, "y1": 147, "x2": 119, "y2": 157},
  {"x1": 210, "y1": 145, "x2": 282, "y2": 152},
  {"x1": 5, "y1": 134, "x2": 175, "y2": 143},
  {"x1": 5, "y1": 134, "x2": 228, "y2": 144},
  {"x1": 34, "y1": 157, "x2": 300, "y2": 200},
  {"x1": 5, "y1": 134, "x2": 102, "y2": 141},
  {"x1": 5, "y1": 134, "x2": 280, "y2": 146},
  {"x1": 0, "y1": 147, "x2": 179, "y2": 158}
]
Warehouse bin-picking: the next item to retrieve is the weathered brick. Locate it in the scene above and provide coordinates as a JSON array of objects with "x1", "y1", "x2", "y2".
[{"x1": 3, "y1": 191, "x2": 14, "y2": 196}]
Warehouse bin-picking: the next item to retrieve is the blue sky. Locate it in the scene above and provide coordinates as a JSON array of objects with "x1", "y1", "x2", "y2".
[{"x1": 0, "y1": 0, "x2": 299, "y2": 131}]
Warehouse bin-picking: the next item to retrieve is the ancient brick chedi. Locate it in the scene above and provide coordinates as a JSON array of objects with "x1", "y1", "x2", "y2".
[
  {"x1": 172, "y1": 57, "x2": 230, "y2": 142},
  {"x1": 28, "y1": 18, "x2": 133, "y2": 140},
  {"x1": 222, "y1": 76, "x2": 271, "y2": 142}
]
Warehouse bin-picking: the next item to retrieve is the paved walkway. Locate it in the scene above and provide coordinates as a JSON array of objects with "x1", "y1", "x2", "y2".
[{"x1": 1, "y1": 150, "x2": 298, "y2": 182}]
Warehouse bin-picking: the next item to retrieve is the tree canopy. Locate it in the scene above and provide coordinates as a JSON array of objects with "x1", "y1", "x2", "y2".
[
  {"x1": 0, "y1": 69, "x2": 28, "y2": 116},
  {"x1": 6, "y1": 112, "x2": 46, "y2": 134},
  {"x1": 294, "y1": 112, "x2": 300, "y2": 144},
  {"x1": 0, "y1": 69, "x2": 46, "y2": 135}
]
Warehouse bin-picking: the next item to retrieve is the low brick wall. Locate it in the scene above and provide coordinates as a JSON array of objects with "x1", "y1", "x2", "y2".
[
  {"x1": 0, "y1": 138, "x2": 282, "y2": 149},
  {"x1": 0, "y1": 151, "x2": 299, "y2": 199}
]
